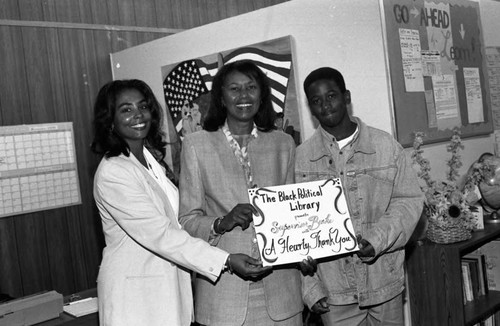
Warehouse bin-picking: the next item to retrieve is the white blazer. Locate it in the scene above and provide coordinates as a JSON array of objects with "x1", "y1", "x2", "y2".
[{"x1": 93, "y1": 149, "x2": 228, "y2": 326}]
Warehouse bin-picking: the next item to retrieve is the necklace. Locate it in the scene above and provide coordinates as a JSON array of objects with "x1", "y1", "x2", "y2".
[{"x1": 222, "y1": 122, "x2": 258, "y2": 188}]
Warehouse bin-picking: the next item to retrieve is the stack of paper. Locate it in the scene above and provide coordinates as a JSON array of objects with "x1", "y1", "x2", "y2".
[{"x1": 63, "y1": 297, "x2": 98, "y2": 318}]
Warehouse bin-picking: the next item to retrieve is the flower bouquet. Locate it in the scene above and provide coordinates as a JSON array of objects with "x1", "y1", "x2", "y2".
[{"x1": 412, "y1": 129, "x2": 486, "y2": 244}]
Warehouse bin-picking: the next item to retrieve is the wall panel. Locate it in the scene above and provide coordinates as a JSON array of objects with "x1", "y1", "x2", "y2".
[
  {"x1": 44, "y1": 209, "x2": 75, "y2": 295},
  {"x1": 14, "y1": 212, "x2": 51, "y2": 294},
  {"x1": 91, "y1": 31, "x2": 115, "y2": 87},
  {"x1": 17, "y1": 0, "x2": 42, "y2": 20},
  {"x1": 22, "y1": 26, "x2": 56, "y2": 122},
  {"x1": 0, "y1": 26, "x2": 29, "y2": 125},
  {"x1": 0, "y1": 217, "x2": 21, "y2": 296}
]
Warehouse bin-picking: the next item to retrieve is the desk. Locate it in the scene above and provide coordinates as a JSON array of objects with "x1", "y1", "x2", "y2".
[{"x1": 35, "y1": 289, "x2": 98, "y2": 326}]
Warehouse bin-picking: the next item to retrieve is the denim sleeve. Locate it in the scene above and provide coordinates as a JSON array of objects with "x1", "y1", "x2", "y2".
[
  {"x1": 301, "y1": 272, "x2": 329, "y2": 309},
  {"x1": 364, "y1": 148, "x2": 424, "y2": 258}
]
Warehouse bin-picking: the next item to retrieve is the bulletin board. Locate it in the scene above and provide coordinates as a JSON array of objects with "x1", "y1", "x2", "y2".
[
  {"x1": 382, "y1": 0, "x2": 493, "y2": 147},
  {"x1": 0, "y1": 122, "x2": 81, "y2": 218}
]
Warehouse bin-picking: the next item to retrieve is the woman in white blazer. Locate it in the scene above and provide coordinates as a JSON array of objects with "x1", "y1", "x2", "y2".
[{"x1": 91, "y1": 79, "x2": 270, "y2": 326}]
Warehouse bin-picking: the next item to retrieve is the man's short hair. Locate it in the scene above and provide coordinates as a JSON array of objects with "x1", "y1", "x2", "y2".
[{"x1": 303, "y1": 67, "x2": 346, "y2": 96}]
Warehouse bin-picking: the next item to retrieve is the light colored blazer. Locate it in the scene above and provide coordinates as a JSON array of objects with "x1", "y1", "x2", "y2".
[
  {"x1": 179, "y1": 129, "x2": 303, "y2": 326},
  {"x1": 93, "y1": 150, "x2": 228, "y2": 326}
]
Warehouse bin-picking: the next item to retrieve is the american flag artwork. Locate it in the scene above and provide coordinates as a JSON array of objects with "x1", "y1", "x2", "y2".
[
  {"x1": 163, "y1": 59, "x2": 218, "y2": 134},
  {"x1": 223, "y1": 47, "x2": 292, "y2": 114},
  {"x1": 163, "y1": 47, "x2": 293, "y2": 137}
]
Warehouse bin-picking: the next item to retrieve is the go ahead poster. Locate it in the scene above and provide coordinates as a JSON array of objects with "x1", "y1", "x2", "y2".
[{"x1": 248, "y1": 178, "x2": 358, "y2": 267}]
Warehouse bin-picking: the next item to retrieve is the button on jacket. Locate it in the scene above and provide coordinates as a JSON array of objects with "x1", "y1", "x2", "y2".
[{"x1": 296, "y1": 117, "x2": 424, "y2": 307}]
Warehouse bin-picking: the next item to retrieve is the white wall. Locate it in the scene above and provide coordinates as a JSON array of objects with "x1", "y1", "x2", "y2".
[
  {"x1": 481, "y1": 0, "x2": 500, "y2": 47},
  {"x1": 111, "y1": 0, "x2": 392, "y2": 141},
  {"x1": 111, "y1": 0, "x2": 499, "y2": 181}
]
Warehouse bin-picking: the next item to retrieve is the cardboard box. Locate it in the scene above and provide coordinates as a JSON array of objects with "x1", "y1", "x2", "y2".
[{"x1": 0, "y1": 290, "x2": 63, "y2": 326}]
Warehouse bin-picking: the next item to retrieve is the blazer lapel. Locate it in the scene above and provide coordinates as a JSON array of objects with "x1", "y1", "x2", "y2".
[{"x1": 129, "y1": 153, "x2": 180, "y2": 230}]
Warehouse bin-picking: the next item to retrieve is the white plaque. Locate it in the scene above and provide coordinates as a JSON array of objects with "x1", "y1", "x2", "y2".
[{"x1": 248, "y1": 178, "x2": 358, "y2": 266}]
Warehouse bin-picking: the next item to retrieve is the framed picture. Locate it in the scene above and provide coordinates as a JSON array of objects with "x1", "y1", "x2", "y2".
[{"x1": 160, "y1": 36, "x2": 301, "y2": 172}]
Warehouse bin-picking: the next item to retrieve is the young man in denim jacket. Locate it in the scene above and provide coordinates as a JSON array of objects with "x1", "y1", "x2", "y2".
[{"x1": 296, "y1": 67, "x2": 424, "y2": 326}]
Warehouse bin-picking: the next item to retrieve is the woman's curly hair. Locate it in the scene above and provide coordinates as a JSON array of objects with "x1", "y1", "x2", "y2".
[{"x1": 90, "y1": 79, "x2": 166, "y2": 161}]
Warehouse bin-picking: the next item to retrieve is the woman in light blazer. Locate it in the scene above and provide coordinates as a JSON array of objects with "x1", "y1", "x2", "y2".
[
  {"x1": 178, "y1": 60, "x2": 304, "y2": 326},
  {"x1": 91, "y1": 79, "x2": 270, "y2": 326}
]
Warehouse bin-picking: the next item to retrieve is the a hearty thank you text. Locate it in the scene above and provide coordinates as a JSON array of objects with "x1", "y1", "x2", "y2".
[{"x1": 248, "y1": 178, "x2": 358, "y2": 267}]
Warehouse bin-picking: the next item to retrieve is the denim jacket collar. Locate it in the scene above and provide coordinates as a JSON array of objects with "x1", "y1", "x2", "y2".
[
  {"x1": 309, "y1": 117, "x2": 375, "y2": 162},
  {"x1": 352, "y1": 117, "x2": 376, "y2": 155}
]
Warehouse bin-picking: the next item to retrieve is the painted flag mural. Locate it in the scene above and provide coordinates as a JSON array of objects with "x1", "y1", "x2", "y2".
[
  {"x1": 223, "y1": 47, "x2": 292, "y2": 114},
  {"x1": 162, "y1": 39, "x2": 294, "y2": 138},
  {"x1": 163, "y1": 59, "x2": 218, "y2": 134}
]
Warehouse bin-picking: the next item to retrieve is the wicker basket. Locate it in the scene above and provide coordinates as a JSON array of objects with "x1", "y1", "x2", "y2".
[{"x1": 426, "y1": 218, "x2": 472, "y2": 244}]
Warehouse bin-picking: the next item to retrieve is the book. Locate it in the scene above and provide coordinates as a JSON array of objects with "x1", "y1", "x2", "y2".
[
  {"x1": 464, "y1": 252, "x2": 489, "y2": 296},
  {"x1": 494, "y1": 309, "x2": 500, "y2": 325},
  {"x1": 463, "y1": 259, "x2": 481, "y2": 299},
  {"x1": 479, "y1": 254, "x2": 489, "y2": 295},
  {"x1": 484, "y1": 315, "x2": 494, "y2": 326},
  {"x1": 462, "y1": 262, "x2": 474, "y2": 302},
  {"x1": 462, "y1": 266, "x2": 468, "y2": 305},
  {"x1": 477, "y1": 240, "x2": 500, "y2": 291}
]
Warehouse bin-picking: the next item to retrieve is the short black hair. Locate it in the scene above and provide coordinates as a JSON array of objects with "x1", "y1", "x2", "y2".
[{"x1": 303, "y1": 67, "x2": 346, "y2": 97}]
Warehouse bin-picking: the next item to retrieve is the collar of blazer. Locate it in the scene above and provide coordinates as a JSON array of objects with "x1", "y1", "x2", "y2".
[{"x1": 127, "y1": 151, "x2": 180, "y2": 230}]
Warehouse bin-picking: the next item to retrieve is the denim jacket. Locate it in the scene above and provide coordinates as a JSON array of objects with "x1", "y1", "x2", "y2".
[{"x1": 296, "y1": 117, "x2": 423, "y2": 307}]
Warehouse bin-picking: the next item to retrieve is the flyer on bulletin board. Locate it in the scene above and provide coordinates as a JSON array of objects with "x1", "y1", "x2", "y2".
[{"x1": 248, "y1": 178, "x2": 358, "y2": 267}]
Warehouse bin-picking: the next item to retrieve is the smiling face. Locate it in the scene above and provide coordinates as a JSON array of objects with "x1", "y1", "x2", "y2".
[
  {"x1": 221, "y1": 71, "x2": 261, "y2": 133},
  {"x1": 113, "y1": 88, "x2": 152, "y2": 153},
  {"x1": 306, "y1": 78, "x2": 351, "y2": 135}
]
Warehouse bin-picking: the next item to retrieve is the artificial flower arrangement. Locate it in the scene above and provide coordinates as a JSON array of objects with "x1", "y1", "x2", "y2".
[{"x1": 412, "y1": 129, "x2": 489, "y2": 243}]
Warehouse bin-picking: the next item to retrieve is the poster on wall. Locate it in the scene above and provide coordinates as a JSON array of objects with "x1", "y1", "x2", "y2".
[
  {"x1": 486, "y1": 47, "x2": 500, "y2": 155},
  {"x1": 160, "y1": 36, "x2": 301, "y2": 172},
  {"x1": 382, "y1": 0, "x2": 493, "y2": 146},
  {"x1": 486, "y1": 47, "x2": 500, "y2": 128},
  {"x1": 0, "y1": 122, "x2": 81, "y2": 218}
]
